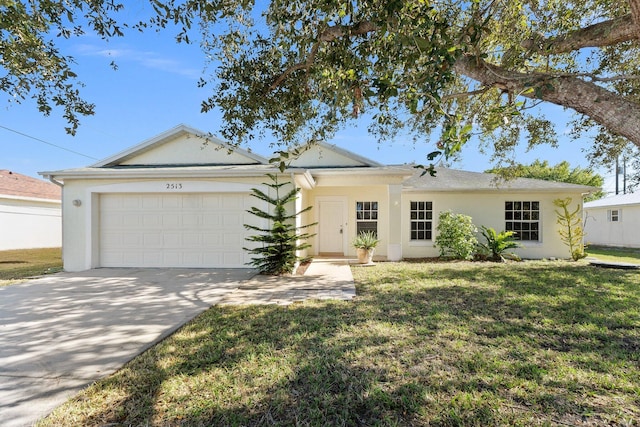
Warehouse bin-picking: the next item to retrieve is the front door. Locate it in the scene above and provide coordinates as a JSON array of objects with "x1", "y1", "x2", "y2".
[{"x1": 318, "y1": 199, "x2": 346, "y2": 254}]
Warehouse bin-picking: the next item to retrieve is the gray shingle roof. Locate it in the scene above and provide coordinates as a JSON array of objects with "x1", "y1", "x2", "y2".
[{"x1": 402, "y1": 167, "x2": 598, "y2": 192}]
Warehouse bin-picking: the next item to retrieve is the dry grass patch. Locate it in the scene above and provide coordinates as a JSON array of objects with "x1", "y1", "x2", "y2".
[
  {"x1": 0, "y1": 247, "x2": 62, "y2": 283},
  {"x1": 39, "y1": 261, "x2": 639, "y2": 426}
]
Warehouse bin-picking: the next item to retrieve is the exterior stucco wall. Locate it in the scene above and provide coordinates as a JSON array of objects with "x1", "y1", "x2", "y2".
[
  {"x1": 303, "y1": 185, "x2": 390, "y2": 257},
  {"x1": 0, "y1": 197, "x2": 61, "y2": 250},
  {"x1": 401, "y1": 191, "x2": 587, "y2": 260},
  {"x1": 584, "y1": 204, "x2": 640, "y2": 248}
]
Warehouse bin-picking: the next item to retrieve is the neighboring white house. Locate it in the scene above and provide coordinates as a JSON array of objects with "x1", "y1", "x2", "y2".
[
  {"x1": 0, "y1": 170, "x2": 62, "y2": 250},
  {"x1": 40, "y1": 125, "x2": 597, "y2": 272},
  {"x1": 584, "y1": 192, "x2": 640, "y2": 248}
]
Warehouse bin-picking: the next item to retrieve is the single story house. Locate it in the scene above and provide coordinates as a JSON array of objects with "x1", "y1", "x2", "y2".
[
  {"x1": 40, "y1": 125, "x2": 596, "y2": 272},
  {"x1": 0, "y1": 169, "x2": 61, "y2": 250},
  {"x1": 584, "y1": 192, "x2": 640, "y2": 248}
]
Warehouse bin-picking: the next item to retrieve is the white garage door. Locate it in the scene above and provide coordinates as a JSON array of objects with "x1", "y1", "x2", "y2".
[{"x1": 100, "y1": 193, "x2": 257, "y2": 268}]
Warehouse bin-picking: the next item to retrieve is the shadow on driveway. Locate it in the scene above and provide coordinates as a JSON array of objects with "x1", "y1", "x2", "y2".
[{"x1": 0, "y1": 268, "x2": 255, "y2": 427}]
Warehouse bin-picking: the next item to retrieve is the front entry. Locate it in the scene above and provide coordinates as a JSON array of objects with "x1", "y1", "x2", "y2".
[{"x1": 318, "y1": 198, "x2": 346, "y2": 255}]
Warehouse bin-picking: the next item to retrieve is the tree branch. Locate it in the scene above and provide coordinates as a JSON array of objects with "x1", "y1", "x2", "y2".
[
  {"x1": 268, "y1": 21, "x2": 377, "y2": 91},
  {"x1": 630, "y1": 0, "x2": 640, "y2": 39},
  {"x1": 454, "y1": 55, "x2": 640, "y2": 147},
  {"x1": 441, "y1": 87, "x2": 492, "y2": 101},
  {"x1": 521, "y1": 14, "x2": 636, "y2": 55}
]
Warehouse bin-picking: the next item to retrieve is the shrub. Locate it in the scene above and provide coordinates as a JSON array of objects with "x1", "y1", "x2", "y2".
[
  {"x1": 477, "y1": 226, "x2": 521, "y2": 262},
  {"x1": 553, "y1": 197, "x2": 587, "y2": 261},
  {"x1": 435, "y1": 211, "x2": 478, "y2": 260}
]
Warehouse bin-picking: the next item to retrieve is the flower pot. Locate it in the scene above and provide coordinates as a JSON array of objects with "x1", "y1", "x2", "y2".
[{"x1": 357, "y1": 248, "x2": 375, "y2": 264}]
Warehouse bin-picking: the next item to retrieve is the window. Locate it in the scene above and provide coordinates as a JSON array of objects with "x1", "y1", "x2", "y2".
[
  {"x1": 356, "y1": 201, "x2": 378, "y2": 235},
  {"x1": 410, "y1": 201, "x2": 433, "y2": 240},
  {"x1": 608, "y1": 209, "x2": 621, "y2": 222},
  {"x1": 505, "y1": 201, "x2": 540, "y2": 241}
]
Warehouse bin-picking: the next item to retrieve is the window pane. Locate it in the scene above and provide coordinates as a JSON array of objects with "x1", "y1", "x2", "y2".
[
  {"x1": 411, "y1": 201, "x2": 417, "y2": 210},
  {"x1": 532, "y1": 202, "x2": 539, "y2": 210}
]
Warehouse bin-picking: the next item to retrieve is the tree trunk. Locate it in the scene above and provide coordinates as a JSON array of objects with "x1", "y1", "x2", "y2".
[{"x1": 455, "y1": 55, "x2": 640, "y2": 148}]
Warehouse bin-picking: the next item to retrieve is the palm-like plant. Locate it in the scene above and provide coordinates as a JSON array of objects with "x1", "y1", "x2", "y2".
[{"x1": 478, "y1": 226, "x2": 521, "y2": 262}]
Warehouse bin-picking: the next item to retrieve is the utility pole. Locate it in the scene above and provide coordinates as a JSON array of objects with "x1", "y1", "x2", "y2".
[
  {"x1": 616, "y1": 157, "x2": 619, "y2": 195},
  {"x1": 623, "y1": 156, "x2": 627, "y2": 194}
]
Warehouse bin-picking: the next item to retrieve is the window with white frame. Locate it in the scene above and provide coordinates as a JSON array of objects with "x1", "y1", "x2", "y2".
[
  {"x1": 505, "y1": 201, "x2": 540, "y2": 241},
  {"x1": 410, "y1": 201, "x2": 433, "y2": 240},
  {"x1": 608, "y1": 209, "x2": 621, "y2": 222},
  {"x1": 356, "y1": 201, "x2": 378, "y2": 235}
]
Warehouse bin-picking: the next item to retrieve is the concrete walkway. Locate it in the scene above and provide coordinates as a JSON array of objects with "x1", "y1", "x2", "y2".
[
  {"x1": 0, "y1": 260, "x2": 355, "y2": 427},
  {"x1": 219, "y1": 258, "x2": 356, "y2": 305}
]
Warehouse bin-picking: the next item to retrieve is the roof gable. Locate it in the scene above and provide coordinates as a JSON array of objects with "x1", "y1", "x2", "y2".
[
  {"x1": 0, "y1": 170, "x2": 61, "y2": 200},
  {"x1": 93, "y1": 124, "x2": 267, "y2": 167},
  {"x1": 286, "y1": 142, "x2": 382, "y2": 168}
]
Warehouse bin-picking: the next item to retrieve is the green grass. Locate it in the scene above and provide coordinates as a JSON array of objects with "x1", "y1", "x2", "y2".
[
  {"x1": 0, "y1": 247, "x2": 62, "y2": 284},
  {"x1": 39, "y1": 261, "x2": 639, "y2": 426},
  {"x1": 588, "y1": 245, "x2": 640, "y2": 264}
]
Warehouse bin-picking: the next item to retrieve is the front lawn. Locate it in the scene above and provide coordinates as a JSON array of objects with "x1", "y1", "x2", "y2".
[
  {"x1": 0, "y1": 247, "x2": 62, "y2": 284},
  {"x1": 39, "y1": 261, "x2": 639, "y2": 426}
]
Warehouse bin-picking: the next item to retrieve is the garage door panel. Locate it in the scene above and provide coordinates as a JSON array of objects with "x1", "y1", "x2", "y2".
[{"x1": 100, "y1": 193, "x2": 257, "y2": 268}]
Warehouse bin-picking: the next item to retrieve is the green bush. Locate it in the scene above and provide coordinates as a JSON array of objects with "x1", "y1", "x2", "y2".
[
  {"x1": 435, "y1": 211, "x2": 478, "y2": 260},
  {"x1": 477, "y1": 226, "x2": 521, "y2": 262},
  {"x1": 553, "y1": 197, "x2": 587, "y2": 261}
]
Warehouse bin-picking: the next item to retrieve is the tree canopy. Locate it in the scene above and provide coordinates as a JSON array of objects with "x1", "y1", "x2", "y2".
[
  {"x1": 2, "y1": 0, "x2": 640, "y2": 169},
  {"x1": 486, "y1": 160, "x2": 606, "y2": 201}
]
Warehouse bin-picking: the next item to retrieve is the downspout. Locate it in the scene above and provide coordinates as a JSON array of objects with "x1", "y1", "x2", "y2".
[
  {"x1": 45, "y1": 175, "x2": 64, "y2": 270},
  {"x1": 47, "y1": 175, "x2": 63, "y2": 187}
]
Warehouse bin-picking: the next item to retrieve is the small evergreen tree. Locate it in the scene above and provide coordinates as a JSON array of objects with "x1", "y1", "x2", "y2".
[
  {"x1": 435, "y1": 211, "x2": 478, "y2": 260},
  {"x1": 244, "y1": 174, "x2": 316, "y2": 274},
  {"x1": 553, "y1": 197, "x2": 587, "y2": 261}
]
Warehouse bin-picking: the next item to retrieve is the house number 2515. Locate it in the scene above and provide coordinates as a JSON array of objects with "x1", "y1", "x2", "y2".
[{"x1": 166, "y1": 183, "x2": 183, "y2": 190}]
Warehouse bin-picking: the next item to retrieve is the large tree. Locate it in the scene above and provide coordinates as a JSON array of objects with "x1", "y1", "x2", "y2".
[
  {"x1": 0, "y1": 0, "x2": 125, "y2": 134},
  {"x1": 151, "y1": 0, "x2": 640, "y2": 168},
  {"x1": 3, "y1": 0, "x2": 640, "y2": 167}
]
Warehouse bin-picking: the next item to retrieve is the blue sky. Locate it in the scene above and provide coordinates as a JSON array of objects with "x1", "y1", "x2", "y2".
[{"x1": 1, "y1": 12, "x2": 621, "y2": 193}]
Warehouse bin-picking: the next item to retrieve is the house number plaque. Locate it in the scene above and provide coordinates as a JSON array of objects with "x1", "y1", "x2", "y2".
[{"x1": 166, "y1": 183, "x2": 183, "y2": 190}]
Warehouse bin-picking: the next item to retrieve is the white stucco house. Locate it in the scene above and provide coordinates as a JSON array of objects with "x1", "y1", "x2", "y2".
[
  {"x1": 0, "y1": 170, "x2": 61, "y2": 250},
  {"x1": 40, "y1": 125, "x2": 596, "y2": 272},
  {"x1": 584, "y1": 192, "x2": 640, "y2": 248}
]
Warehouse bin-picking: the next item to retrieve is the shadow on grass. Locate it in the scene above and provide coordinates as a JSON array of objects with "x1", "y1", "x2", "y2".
[{"x1": 44, "y1": 262, "x2": 640, "y2": 426}]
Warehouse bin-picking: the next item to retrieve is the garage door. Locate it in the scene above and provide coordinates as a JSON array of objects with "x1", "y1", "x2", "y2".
[{"x1": 99, "y1": 193, "x2": 258, "y2": 268}]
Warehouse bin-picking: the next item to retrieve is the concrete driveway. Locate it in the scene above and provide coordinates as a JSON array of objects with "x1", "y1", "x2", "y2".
[{"x1": 0, "y1": 268, "x2": 255, "y2": 427}]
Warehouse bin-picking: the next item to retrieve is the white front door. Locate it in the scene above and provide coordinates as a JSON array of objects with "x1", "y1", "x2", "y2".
[{"x1": 318, "y1": 199, "x2": 346, "y2": 254}]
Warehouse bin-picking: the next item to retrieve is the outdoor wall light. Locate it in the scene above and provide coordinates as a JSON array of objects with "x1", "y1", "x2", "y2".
[{"x1": 72, "y1": 199, "x2": 82, "y2": 207}]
